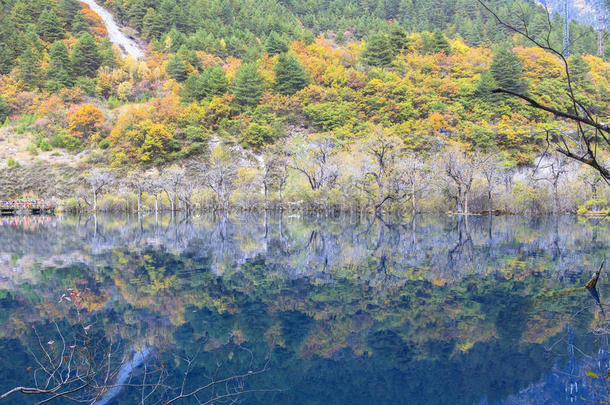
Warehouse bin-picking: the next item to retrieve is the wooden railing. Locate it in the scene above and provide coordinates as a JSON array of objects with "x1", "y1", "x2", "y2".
[{"x1": 0, "y1": 201, "x2": 55, "y2": 215}]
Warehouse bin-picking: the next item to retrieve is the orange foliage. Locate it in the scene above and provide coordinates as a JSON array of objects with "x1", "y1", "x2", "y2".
[
  {"x1": 80, "y1": 4, "x2": 108, "y2": 38},
  {"x1": 68, "y1": 103, "x2": 105, "y2": 140}
]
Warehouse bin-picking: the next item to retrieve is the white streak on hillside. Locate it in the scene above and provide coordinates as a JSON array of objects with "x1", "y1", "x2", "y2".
[{"x1": 79, "y1": 0, "x2": 145, "y2": 60}]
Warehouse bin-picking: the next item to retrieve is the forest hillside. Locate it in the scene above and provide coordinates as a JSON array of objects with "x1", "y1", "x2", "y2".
[{"x1": 0, "y1": 0, "x2": 608, "y2": 214}]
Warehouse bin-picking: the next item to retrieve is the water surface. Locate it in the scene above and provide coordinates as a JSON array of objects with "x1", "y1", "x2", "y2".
[{"x1": 0, "y1": 214, "x2": 608, "y2": 404}]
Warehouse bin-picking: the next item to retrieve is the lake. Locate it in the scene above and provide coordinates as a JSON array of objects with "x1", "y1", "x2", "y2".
[{"x1": 0, "y1": 213, "x2": 608, "y2": 404}]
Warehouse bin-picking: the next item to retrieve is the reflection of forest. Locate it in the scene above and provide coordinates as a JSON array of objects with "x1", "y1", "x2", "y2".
[
  {"x1": 0, "y1": 214, "x2": 608, "y2": 288},
  {"x1": 0, "y1": 214, "x2": 607, "y2": 404}
]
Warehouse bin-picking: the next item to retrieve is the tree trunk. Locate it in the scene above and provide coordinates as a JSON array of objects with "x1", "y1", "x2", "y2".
[
  {"x1": 487, "y1": 186, "x2": 492, "y2": 214},
  {"x1": 137, "y1": 190, "x2": 141, "y2": 213},
  {"x1": 93, "y1": 190, "x2": 97, "y2": 212},
  {"x1": 411, "y1": 181, "x2": 416, "y2": 214},
  {"x1": 553, "y1": 181, "x2": 559, "y2": 214},
  {"x1": 264, "y1": 181, "x2": 268, "y2": 208}
]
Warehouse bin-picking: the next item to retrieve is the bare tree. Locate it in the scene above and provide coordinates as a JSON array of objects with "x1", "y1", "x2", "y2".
[
  {"x1": 83, "y1": 169, "x2": 115, "y2": 212},
  {"x1": 124, "y1": 172, "x2": 147, "y2": 213},
  {"x1": 261, "y1": 143, "x2": 290, "y2": 208},
  {"x1": 200, "y1": 144, "x2": 238, "y2": 210},
  {"x1": 481, "y1": 153, "x2": 502, "y2": 214},
  {"x1": 477, "y1": 0, "x2": 610, "y2": 182},
  {"x1": 533, "y1": 152, "x2": 571, "y2": 214},
  {"x1": 582, "y1": 169, "x2": 604, "y2": 201},
  {"x1": 143, "y1": 169, "x2": 163, "y2": 215},
  {"x1": 176, "y1": 172, "x2": 198, "y2": 216},
  {"x1": 161, "y1": 166, "x2": 185, "y2": 213},
  {"x1": 290, "y1": 135, "x2": 339, "y2": 191},
  {"x1": 440, "y1": 145, "x2": 486, "y2": 215},
  {"x1": 402, "y1": 153, "x2": 425, "y2": 215},
  {"x1": 358, "y1": 130, "x2": 414, "y2": 213}
]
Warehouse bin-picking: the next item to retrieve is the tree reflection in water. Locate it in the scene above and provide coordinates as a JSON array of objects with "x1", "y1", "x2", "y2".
[{"x1": 0, "y1": 213, "x2": 607, "y2": 404}]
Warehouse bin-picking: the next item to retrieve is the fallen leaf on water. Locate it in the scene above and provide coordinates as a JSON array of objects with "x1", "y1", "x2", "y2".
[
  {"x1": 47, "y1": 340, "x2": 55, "y2": 345},
  {"x1": 67, "y1": 345, "x2": 76, "y2": 349},
  {"x1": 586, "y1": 370, "x2": 599, "y2": 379},
  {"x1": 83, "y1": 325, "x2": 92, "y2": 331},
  {"x1": 26, "y1": 367, "x2": 31, "y2": 371}
]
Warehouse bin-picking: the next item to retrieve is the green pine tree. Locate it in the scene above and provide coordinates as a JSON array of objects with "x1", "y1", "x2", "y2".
[
  {"x1": 363, "y1": 33, "x2": 393, "y2": 67},
  {"x1": 71, "y1": 11, "x2": 89, "y2": 34},
  {"x1": 71, "y1": 32, "x2": 101, "y2": 77},
  {"x1": 0, "y1": 96, "x2": 9, "y2": 123},
  {"x1": 17, "y1": 45, "x2": 43, "y2": 88},
  {"x1": 128, "y1": 0, "x2": 147, "y2": 31},
  {"x1": 57, "y1": 0, "x2": 81, "y2": 27},
  {"x1": 274, "y1": 53, "x2": 309, "y2": 95},
  {"x1": 166, "y1": 55, "x2": 188, "y2": 82},
  {"x1": 264, "y1": 31, "x2": 288, "y2": 56},
  {"x1": 490, "y1": 48, "x2": 528, "y2": 96},
  {"x1": 475, "y1": 70, "x2": 499, "y2": 103},
  {"x1": 0, "y1": 45, "x2": 16, "y2": 75},
  {"x1": 47, "y1": 40, "x2": 73, "y2": 92},
  {"x1": 98, "y1": 38, "x2": 117, "y2": 69},
  {"x1": 182, "y1": 73, "x2": 205, "y2": 102},
  {"x1": 234, "y1": 63, "x2": 264, "y2": 107},
  {"x1": 142, "y1": 8, "x2": 165, "y2": 40},
  {"x1": 182, "y1": 66, "x2": 228, "y2": 102},
  {"x1": 11, "y1": 1, "x2": 35, "y2": 31},
  {"x1": 203, "y1": 65, "x2": 228, "y2": 96},
  {"x1": 37, "y1": 9, "x2": 65, "y2": 43},
  {"x1": 389, "y1": 25, "x2": 409, "y2": 55},
  {"x1": 431, "y1": 29, "x2": 451, "y2": 54}
]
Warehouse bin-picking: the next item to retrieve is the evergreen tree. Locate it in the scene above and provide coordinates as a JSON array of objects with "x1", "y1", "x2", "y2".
[
  {"x1": 142, "y1": 8, "x2": 165, "y2": 40},
  {"x1": 363, "y1": 33, "x2": 393, "y2": 67},
  {"x1": 57, "y1": 0, "x2": 81, "y2": 27},
  {"x1": 0, "y1": 45, "x2": 15, "y2": 75},
  {"x1": 234, "y1": 63, "x2": 264, "y2": 107},
  {"x1": 11, "y1": 1, "x2": 35, "y2": 31},
  {"x1": 431, "y1": 29, "x2": 451, "y2": 54},
  {"x1": 98, "y1": 38, "x2": 117, "y2": 69},
  {"x1": 182, "y1": 66, "x2": 228, "y2": 102},
  {"x1": 389, "y1": 25, "x2": 409, "y2": 55},
  {"x1": 569, "y1": 54, "x2": 590, "y2": 84},
  {"x1": 71, "y1": 11, "x2": 89, "y2": 34},
  {"x1": 71, "y1": 32, "x2": 101, "y2": 77},
  {"x1": 166, "y1": 55, "x2": 188, "y2": 82},
  {"x1": 182, "y1": 73, "x2": 205, "y2": 102},
  {"x1": 47, "y1": 40, "x2": 73, "y2": 92},
  {"x1": 128, "y1": 0, "x2": 147, "y2": 31},
  {"x1": 37, "y1": 9, "x2": 65, "y2": 43},
  {"x1": 264, "y1": 31, "x2": 288, "y2": 56},
  {"x1": 17, "y1": 45, "x2": 43, "y2": 88},
  {"x1": 490, "y1": 48, "x2": 528, "y2": 96},
  {"x1": 0, "y1": 96, "x2": 9, "y2": 123},
  {"x1": 274, "y1": 53, "x2": 309, "y2": 95},
  {"x1": 203, "y1": 65, "x2": 228, "y2": 96},
  {"x1": 475, "y1": 70, "x2": 498, "y2": 103}
]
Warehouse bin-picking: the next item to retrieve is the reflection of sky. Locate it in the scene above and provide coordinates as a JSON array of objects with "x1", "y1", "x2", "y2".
[{"x1": 496, "y1": 328, "x2": 610, "y2": 404}]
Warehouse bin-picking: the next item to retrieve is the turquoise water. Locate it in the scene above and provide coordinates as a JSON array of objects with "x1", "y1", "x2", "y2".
[{"x1": 0, "y1": 214, "x2": 608, "y2": 404}]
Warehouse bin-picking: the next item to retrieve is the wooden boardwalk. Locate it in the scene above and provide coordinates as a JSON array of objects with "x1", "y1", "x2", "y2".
[{"x1": 0, "y1": 201, "x2": 55, "y2": 216}]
